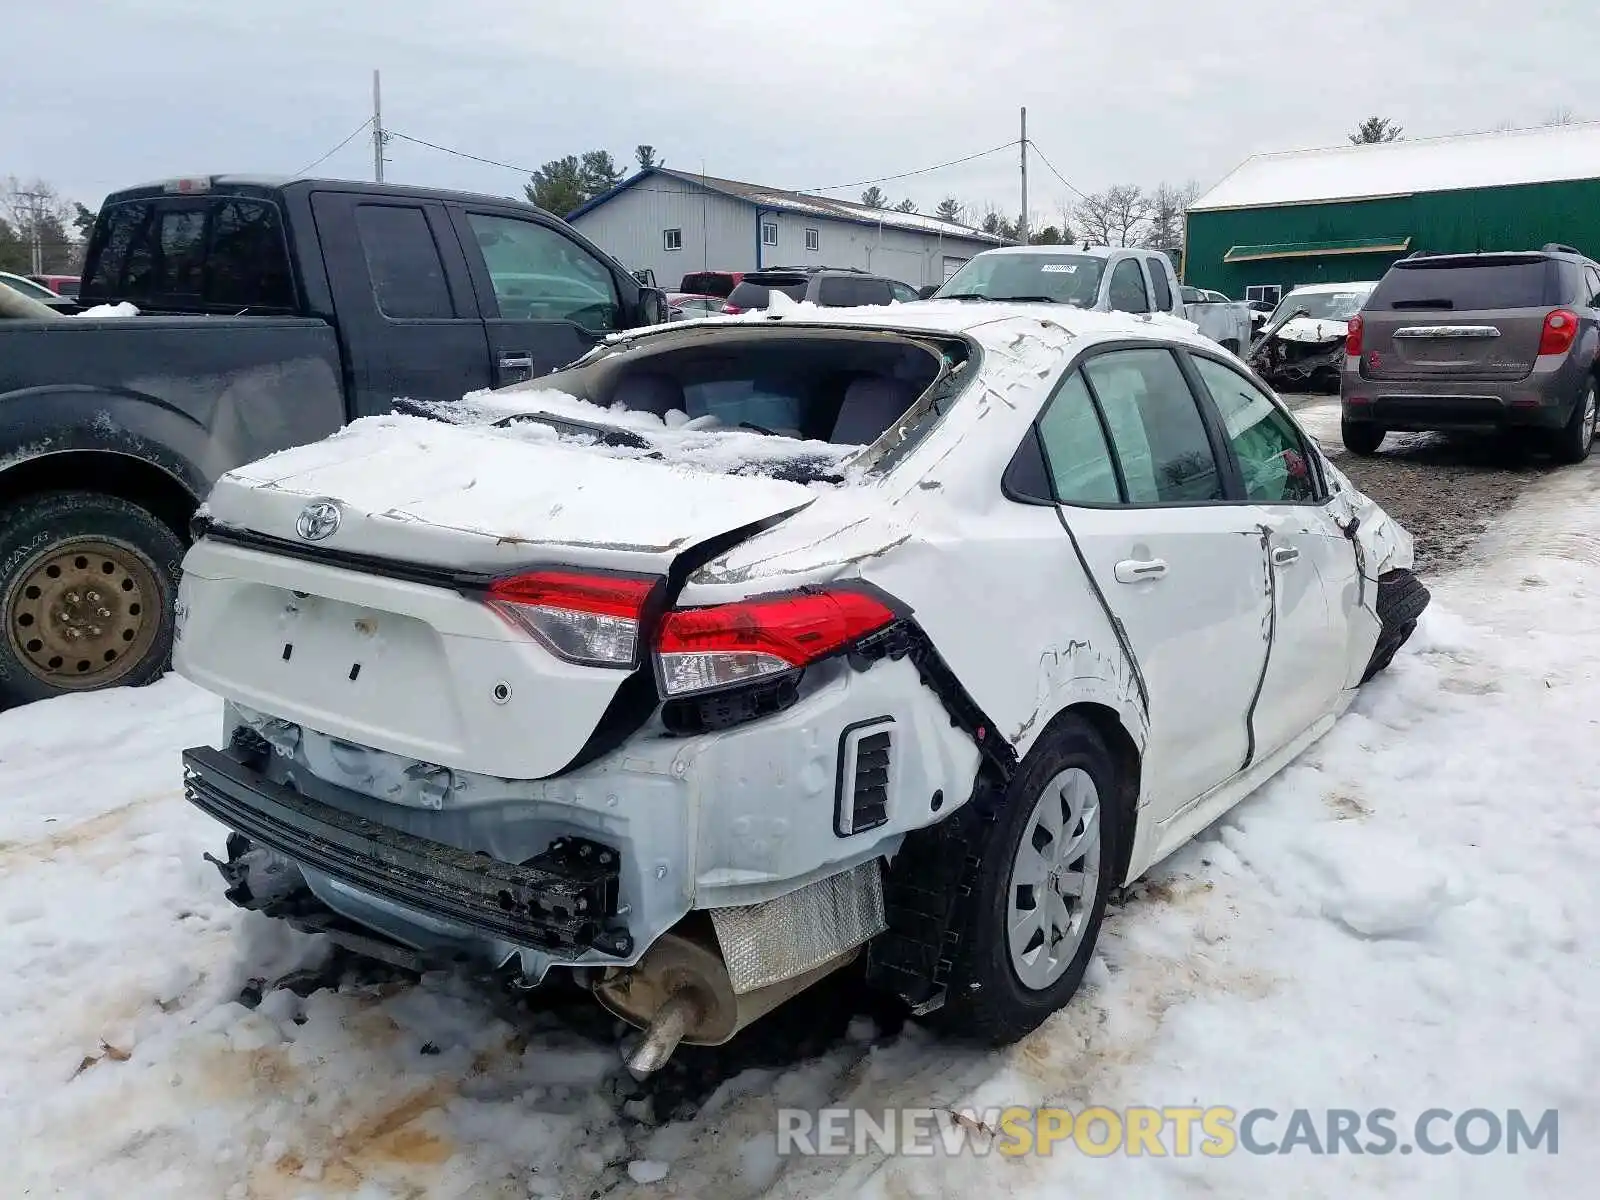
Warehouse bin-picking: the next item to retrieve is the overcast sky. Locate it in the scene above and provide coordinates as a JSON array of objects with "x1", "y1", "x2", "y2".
[{"x1": 5, "y1": 0, "x2": 1594, "y2": 222}]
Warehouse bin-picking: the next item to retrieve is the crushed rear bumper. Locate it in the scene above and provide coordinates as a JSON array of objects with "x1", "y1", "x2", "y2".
[{"x1": 182, "y1": 739, "x2": 629, "y2": 959}]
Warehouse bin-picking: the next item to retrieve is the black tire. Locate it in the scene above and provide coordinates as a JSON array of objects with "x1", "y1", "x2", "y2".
[
  {"x1": 1342, "y1": 418, "x2": 1386, "y2": 457},
  {"x1": 0, "y1": 491, "x2": 185, "y2": 707},
  {"x1": 1360, "y1": 568, "x2": 1430, "y2": 684},
  {"x1": 925, "y1": 717, "x2": 1123, "y2": 1045},
  {"x1": 1549, "y1": 379, "x2": 1597, "y2": 465}
]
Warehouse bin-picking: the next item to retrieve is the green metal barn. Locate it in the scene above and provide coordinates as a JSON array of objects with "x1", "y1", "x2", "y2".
[{"x1": 1184, "y1": 122, "x2": 1600, "y2": 307}]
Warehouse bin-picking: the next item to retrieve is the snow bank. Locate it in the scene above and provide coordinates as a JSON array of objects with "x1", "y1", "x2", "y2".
[{"x1": 74, "y1": 301, "x2": 139, "y2": 319}]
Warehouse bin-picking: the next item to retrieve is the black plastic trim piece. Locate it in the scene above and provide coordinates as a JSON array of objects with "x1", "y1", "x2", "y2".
[
  {"x1": 182, "y1": 744, "x2": 624, "y2": 956},
  {"x1": 833, "y1": 716, "x2": 895, "y2": 837},
  {"x1": 194, "y1": 517, "x2": 498, "y2": 593}
]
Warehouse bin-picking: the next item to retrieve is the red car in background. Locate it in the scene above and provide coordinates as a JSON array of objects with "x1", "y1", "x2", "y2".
[{"x1": 30, "y1": 274, "x2": 80, "y2": 298}]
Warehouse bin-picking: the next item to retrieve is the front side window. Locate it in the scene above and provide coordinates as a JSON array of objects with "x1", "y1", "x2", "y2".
[
  {"x1": 1082, "y1": 348, "x2": 1221, "y2": 504},
  {"x1": 663, "y1": 228, "x2": 682, "y2": 251},
  {"x1": 1035, "y1": 369, "x2": 1120, "y2": 504},
  {"x1": 466, "y1": 213, "x2": 619, "y2": 331},
  {"x1": 1190, "y1": 356, "x2": 1318, "y2": 503},
  {"x1": 1107, "y1": 258, "x2": 1151, "y2": 314},
  {"x1": 762, "y1": 222, "x2": 779, "y2": 247},
  {"x1": 354, "y1": 204, "x2": 454, "y2": 320}
]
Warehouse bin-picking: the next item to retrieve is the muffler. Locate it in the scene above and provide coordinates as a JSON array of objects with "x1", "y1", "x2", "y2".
[{"x1": 594, "y1": 922, "x2": 859, "y2": 1079}]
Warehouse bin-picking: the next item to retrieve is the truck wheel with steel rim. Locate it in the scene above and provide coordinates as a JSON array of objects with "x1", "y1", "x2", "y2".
[
  {"x1": 927, "y1": 716, "x2": 1123, "y2": 1045},
  {"x1": 1551, "y1": 380, "x2": 1597, "y2": 464},
  {"x1": 0, "y1": 492, "x2": 185, "y2": 707}
]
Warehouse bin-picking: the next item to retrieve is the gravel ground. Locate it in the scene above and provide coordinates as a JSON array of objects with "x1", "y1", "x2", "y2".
[{"x1": 1283, "y1": 393, "x2": 1563, "y2": 576}]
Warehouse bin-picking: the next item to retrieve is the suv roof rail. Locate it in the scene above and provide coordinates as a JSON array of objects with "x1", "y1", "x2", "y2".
[{"x1": 1541, "y1": 242, "x2": 1582, "y2": 255}]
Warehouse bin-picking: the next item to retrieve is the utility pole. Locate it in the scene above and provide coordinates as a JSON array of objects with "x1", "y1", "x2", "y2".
[
  {"x1": 16, "y1": 188, "x2": 46, "y2": 275},
  {"x1": 372, "y1": 69, "x2": 386, "y2": 183},
  {"x1": 1018, "y1": 106, "x2": 1029, "y2": 246}
]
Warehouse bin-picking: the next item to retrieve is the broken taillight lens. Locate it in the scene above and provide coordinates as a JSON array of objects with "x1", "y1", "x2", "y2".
[
  {"x1": 487, "y1": 569, "x2": 657, "y2": 668},
  {"x1": 655, "y1": 587, "x2": 898, "y2": 696}
]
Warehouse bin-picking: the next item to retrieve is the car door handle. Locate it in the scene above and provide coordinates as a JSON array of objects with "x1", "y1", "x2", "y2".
[
  {"x1": 499, "y1": 353, "x2": 534, "y2": 370},
  {"x1": 1271, "y1": 546, "x2": 1300, "y2": 567},
  {"x1": 1114, "y1": 558, "x2": 1168, "y2": 583}
]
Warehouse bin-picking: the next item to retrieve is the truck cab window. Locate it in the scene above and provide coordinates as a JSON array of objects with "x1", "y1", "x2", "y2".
[
  {"x1": 1107, "y1": 258, "x2": 1151, "y2": 314},
  {"x1": 207, "y1": 200, "x2": 293, "y2": 310},
  {"x1": 353, "y1": 204, "x2": 456, "y2": 320},
  {"x1": 465, "y1": 213, "x2": 619, "y2": 333}
]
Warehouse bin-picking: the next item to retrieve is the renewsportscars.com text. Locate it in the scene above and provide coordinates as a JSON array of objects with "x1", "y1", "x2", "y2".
[{"x1": 777, "y1": 1106, "x2": 1559, "y2": 1158}]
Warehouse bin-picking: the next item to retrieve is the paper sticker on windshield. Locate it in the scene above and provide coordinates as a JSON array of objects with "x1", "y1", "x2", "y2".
[{"x1": 1039, "y1": 264, "x2": 1078, "y2": 273}]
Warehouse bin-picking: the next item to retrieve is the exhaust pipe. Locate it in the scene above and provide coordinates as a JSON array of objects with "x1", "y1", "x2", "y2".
[{"x1": 595, "y1": 923, "x2": 859, "y2": 1078}]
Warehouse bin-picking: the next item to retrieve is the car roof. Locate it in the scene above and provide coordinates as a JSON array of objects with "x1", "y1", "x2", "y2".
[{"x1": 970, "y1": 244, "x2": 1164, "y2": 260}]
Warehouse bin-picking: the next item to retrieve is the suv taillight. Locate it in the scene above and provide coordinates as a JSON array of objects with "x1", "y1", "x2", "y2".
[
  {"x1": 487, "y1": 569, "x2": 657, "y2": 668},
  {"x1": 1345, "y1": 313, "x2": 1363, "y2": 357},
  {"x1": 721, "y1": 303, "x2": 744, "y2": 314},
  {"x1": 1539, "y1": 308, "x2": 1579, "y2": 356},
  {"x1": 655, "y1": 587, "x2": 897, "y2": 696}
]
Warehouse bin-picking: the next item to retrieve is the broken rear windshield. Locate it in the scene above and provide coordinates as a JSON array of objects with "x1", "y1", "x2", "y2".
[{"x1": 1269, "y1": 289, "x2": 1372, "y2": 323}]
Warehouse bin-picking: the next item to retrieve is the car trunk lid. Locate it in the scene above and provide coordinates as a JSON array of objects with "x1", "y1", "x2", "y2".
[
  {"x1": 1360, "y1": 255, "x2": 1565, "y2": 382},
  {"x1": 178, "y1": 416, "x2": 818, "y2": 778}
]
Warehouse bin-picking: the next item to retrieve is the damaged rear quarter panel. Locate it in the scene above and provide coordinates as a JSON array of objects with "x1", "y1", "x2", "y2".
[{"x1": 682, "y1": 316, "x2": 1150, "y2": 775}]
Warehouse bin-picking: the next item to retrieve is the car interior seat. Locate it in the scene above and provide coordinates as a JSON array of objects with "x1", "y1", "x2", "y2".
[
  {"x1": 829, "y1": 374, "x2": 919, "y2": 444},
  {"x1": 610, "y1": 371, "x2": 686, "y2": 419}
]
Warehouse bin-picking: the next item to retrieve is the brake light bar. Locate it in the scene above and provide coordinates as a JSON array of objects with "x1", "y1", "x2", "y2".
[
  {"x1": 487, "y1": 569, "x2": 657, "y2": 668},
  {"x1": 655, "y1": 587, "x2": 898, "y2": 696}
]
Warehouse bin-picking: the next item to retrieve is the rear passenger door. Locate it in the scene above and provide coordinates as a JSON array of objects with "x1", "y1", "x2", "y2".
[
  {"x1": 311, "y1": 191, "x2": 491, "y2": 417},
  {"x1": 1034, "y1": 345, "x2": 1271, "y2": 820},
  {"x1": 448, "y1": 206, "x2": 624, "y2": 387}
]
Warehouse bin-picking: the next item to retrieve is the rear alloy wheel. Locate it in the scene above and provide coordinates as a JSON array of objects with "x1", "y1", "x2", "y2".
[
  {"x1": 926, "y1": 717, "x2": 1120, "y2": 1045},
  {"x1": 1551, "y1": 380, "x2": 1597, "y2": 465},
  {"x1": 0, "y1": 492, "x2": 185, "y2": 706},
  {"x1": 1342, "y1": 418, "x2": 1386, "y2": 457}
]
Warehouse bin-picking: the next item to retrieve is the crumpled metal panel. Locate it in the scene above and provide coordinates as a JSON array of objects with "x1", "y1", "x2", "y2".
[{"x1": 709, "y1": 859, "x2": 887, "y2": 994}]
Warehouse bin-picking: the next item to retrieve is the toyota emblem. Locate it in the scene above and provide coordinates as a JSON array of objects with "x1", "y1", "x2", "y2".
[{"x1": 295, "y1": 500, "x2": 341, "y2": 541}]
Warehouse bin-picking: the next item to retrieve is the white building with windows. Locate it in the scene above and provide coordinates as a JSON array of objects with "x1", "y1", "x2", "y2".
[{"x1": 566, "y1": 167, "x2": 1007, "y2": 291}]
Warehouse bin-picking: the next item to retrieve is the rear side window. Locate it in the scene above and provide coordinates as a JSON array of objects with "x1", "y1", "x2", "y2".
[
  {"x1": 1145, "y1": 258, "x2": 1173, "y2": 311},
  {"x1": 727, "y1": 280, "x2": 806, "y2": 308},
  {"x1": 1107, "y1": 259, "x2": 1150, "y2": 313},
  {"x1": 1036, "y1": 370, "x2": 1121, "y2": 504},
  {"x1": 353, "y1": 204, "x2": 455, "y2": 320},
  {"x1": 1190, "y1": 355, "x2": 1318, "y2": 504},
  {"x1": 83, "y1": 202, "x2": 149, "y2": 298},
  {"x1": 817, "y1": 276, "x2": 893, "y2": 307},
  {"x1": 207, "y1": 200, "x2": 293, "y2": 309},
  {"x1": 1370, "y1": 257, "x2": 1564, "y2": 310},
  {"x1": 680, "y1": 271, "x2": 735, "y2": 298},
  {"x1": 1082, "y1": 348, "x2": 1222, "y2": 504}
]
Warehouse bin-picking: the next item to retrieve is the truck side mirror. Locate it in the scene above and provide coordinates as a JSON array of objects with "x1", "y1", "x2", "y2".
[{"x1": 634, "y1": 287, "x2": 669, "y2": 326}]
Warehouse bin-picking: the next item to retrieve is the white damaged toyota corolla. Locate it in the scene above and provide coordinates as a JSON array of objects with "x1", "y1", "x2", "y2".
[{"x1": 173, "y1": 302, "x2": 1426, "y2": 1076}]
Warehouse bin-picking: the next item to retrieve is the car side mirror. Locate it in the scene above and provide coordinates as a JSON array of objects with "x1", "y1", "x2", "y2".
[{"x1": 634, "y1": 287, "x2": 669, "y2": 326}]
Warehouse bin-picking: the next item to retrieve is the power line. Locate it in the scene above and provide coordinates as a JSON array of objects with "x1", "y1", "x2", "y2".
[
  {"x1": 294, "y1": 118, "x2": 374, "y2": 177},
  {"x1": 383, "y1": 127, "x2": 1019, "y2": 199},
  {"x1": 1024, "y1": 139, "x2": 1088, "y2": 201}
]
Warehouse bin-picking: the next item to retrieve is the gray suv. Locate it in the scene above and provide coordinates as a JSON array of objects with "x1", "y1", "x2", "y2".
[
  {"x1": 721, "y1": 267, "x2": 918, "y2": 313},
  {"x1": 1340, "y1": 244, "x2": 1600, "y2": 462}
]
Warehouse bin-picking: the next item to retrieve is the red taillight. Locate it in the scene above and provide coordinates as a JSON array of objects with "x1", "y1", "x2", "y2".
[
  {"x1": 1345, "y1": 314, "x2": 1363, "y2": 357},
  {"x1": 487, "y1": 569, "x2": 656, "y2": 668},
  {"x1": 721, "y1": 303, "x2": 744, "y2": 314},
  {"x1": 1539, "y1": 308, "x2": 1579, "y2": 356},
  {"x1": 655, "y1": 587, "x2": 897, "y2": 696}
]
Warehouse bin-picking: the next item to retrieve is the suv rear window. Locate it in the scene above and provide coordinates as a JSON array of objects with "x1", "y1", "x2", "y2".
[
  {"x1": 680, "y1": 271, "x2": 737, "y2": 298},
  {"x1": 1369, "y1": 256, "x2": 1566, "y2": 310},
  {"x1": 816, "y1": 276, "x2": 893, "y2": 307},
  {"x1": 727, "y1": 279, "x2": 806, "y2": 309}
]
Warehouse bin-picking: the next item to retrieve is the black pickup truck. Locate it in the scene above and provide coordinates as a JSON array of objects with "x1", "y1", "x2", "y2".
[{"x1": 0, "y1": 174, "x2": 669, "y2": 706}]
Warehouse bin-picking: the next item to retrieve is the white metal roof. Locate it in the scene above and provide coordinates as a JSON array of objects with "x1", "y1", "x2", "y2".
[{"x1": 1191, "y1": 121, "x2": 1600, "y2": 212}]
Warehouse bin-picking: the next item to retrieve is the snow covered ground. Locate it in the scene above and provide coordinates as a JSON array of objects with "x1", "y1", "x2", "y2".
[{"x1": 4, "y1": 451, "x2": 1599, "y2": 1198}]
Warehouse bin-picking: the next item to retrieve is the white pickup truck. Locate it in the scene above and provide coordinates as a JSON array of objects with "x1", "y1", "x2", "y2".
[
  {"x1": 932, "y1": 247, "x2": 1249, "y2": 354},
  {"x1": 1178, "y1": 286, "x2": 1253, "y2": 355}
]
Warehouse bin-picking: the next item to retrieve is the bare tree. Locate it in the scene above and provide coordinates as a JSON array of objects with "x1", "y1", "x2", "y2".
[
  {"x1": 1074, "y1": 185, "x2": 1153, "y2": 247},
  {"x1": 1543, "y1": 107, "x2": 1578, "y2": 126},
  {"x1": 1141, "y1": 181, "x2": 1201, "y2": 252},
  {"x1": 1, "y1": 178, "x2": 78, "y2": 274},
  {"x1": 1349, "y1": 116, "x2": 1404, "y2": 144}
]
